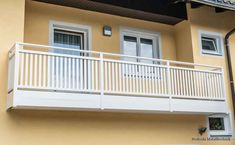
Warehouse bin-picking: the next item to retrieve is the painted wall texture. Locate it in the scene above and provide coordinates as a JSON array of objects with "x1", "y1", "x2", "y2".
[
  {"x1": 174, "y1": 21, "x2": 194, "y2": 63},
  {"x1": 23, "y1": 1, "x2": 176, "y2": 61},
  {"x1": 187, "y1": 5, "x2": 235, "y2": 142},
  {"x1": 0, "y1": 0, "x2": 234, "y2": 145}
]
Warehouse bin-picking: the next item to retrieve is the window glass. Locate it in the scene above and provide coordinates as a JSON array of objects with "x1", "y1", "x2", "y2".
[
  {"x1": 121, "y1": 30, "x2": 159, "y2": 76},
  {"x1": 53, "y1": 29, "x2": 83, "y2": 55},
  {"x1": 123, "y1": 36, "x2": 137, "y2": 62},
  {"x1": 201, "y1": 37, "x2": 217, "y2": 51},
  {"x1": 122, "y1": 34, "x2": 158, "y2": 63},
  {"x1": 209, "y1": 117, "x2": 225, "y2": 131},
  {"x1": 54, "y1": 29, "x2": 82, "y2": 48},
  {"x1": 52, "y1": 29, "x2": 85, "y2": 83},
  {"x1": 140, "y1": 38, "x2": 154, "y2": 64},
  {"x1": 200, "y1": 32, "x2": 223, "y2": 56}
]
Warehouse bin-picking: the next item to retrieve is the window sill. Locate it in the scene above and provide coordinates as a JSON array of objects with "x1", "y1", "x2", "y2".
[
  {"x1": 201, "y1": 52, "x2": 224, "y2": 57},
  {"x1": 209, "y1": 134, "x2": 232, "y2": 139}
]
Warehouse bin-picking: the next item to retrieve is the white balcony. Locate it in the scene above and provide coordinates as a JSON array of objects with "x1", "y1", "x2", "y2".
[{"x1": 7, "y1": 43, "x2": 228, "y2": 114}]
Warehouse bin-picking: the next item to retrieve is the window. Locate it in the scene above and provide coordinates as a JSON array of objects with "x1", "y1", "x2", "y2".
[
  {"x1": 54, "y1": 29, "x2": 83, "y2": 48},
  {"x1": 209, "y1": 117, "x2": 225, "y2": 131},
  {"x1": 121, "y1": 28, "x2": 161, "y2": 78},
  {"x1": 123, "y1": 36, "x2": 138, "y2": 62},
  {"x1": 208, "y1": 114, "x2": 232, "y2": 137},
  {"x1": 49, "y1": 21, "x2": 91, "y2": 53},
  {"x1": 199, "y1": 31, "x2": 223, "y2": 56},
  {"x1": 53, "y1": 29, "x2": 84, "y2": 55},
  {"x1": 121, "y1": 28, "x2": 160, "y2": 64},
  {"x1": 49, "y1": 21, "x2": 92, "y2": 86}
]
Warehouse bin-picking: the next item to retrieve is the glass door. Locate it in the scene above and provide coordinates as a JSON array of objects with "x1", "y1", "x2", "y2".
[
  {"x1": 51, "y1": 28, "x2": 85, "y2": 89},
  {"x1": 121, "y1": 30, "x2": 160, "y2": 76}
]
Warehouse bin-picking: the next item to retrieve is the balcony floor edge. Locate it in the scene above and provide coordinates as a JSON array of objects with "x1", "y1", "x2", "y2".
[{"x1": 7, "y1": 90, "x2": 228, "y2": 115}]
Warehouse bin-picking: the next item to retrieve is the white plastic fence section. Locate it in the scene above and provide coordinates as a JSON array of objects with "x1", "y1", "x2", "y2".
[
  {"x1": 17, "y1": 50, "x2": 101, "y2": 93},
  {"x1": 170, "y1": 67, "x2": 224, "y2": 100},
  {"x1": 8, "y1": 42, "x2": 226, "y2": 101},
  {"x1": 103, "y1": 60, "x2": 168, "y2": 97}
]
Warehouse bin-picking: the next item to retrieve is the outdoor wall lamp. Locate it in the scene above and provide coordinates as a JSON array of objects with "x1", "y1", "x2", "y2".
[{"x1": 103, "y1": 25, "x2": 112, "y2": 36}]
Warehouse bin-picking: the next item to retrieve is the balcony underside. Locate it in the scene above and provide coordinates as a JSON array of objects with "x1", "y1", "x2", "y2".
[
  {"x1": 33, "y1": 0, "x2": 187, "y2": 25},
  {"x1": 8, "y1": 90, "x2": 227, "y2": 114}
]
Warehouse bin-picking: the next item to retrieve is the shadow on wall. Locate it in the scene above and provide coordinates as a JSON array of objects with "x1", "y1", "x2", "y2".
[{"x1": 5, "y1": 109, "x2": 206, "y2": 129}]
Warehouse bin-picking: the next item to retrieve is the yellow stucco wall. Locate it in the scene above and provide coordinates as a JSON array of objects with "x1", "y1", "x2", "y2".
[
  {"x1": 174, "y1": 21, "x2": 194, "y2": 63},
  {"x1": 0, "y1": 0, "x2": 234, "y2": 145},
  {"x1": 23, "y1": 1, "x2": 176, "y2": 61},
  {"x1": 187, "y1": 5, "x2": 235, "y2": 142},
  {"x1": 0, "y1": 0, "x2": 25, "y2": 101},
  {"x1": 0, "y1": 0, "x2": 25, "y2": 144},
  {"x1": 0, "y1": 0, "x2": 25, "y2": 115}
]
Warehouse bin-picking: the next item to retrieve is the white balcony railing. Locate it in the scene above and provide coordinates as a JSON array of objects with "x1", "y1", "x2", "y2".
[{"x1": 7, "y1": 43, "x2": 227, "y2": 112}]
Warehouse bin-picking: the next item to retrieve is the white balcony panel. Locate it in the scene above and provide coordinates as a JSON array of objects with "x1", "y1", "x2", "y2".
[
  {"x1": 171, "y1": 99, "x2": 228, "y2": 114},
  {"x1": 102, "y1": 95, "x2": 170, "y2": 112},
  {"x1": 11, "y1": 90, "x2": 101, "y2": 110},
  {"x1": 8, "y1": 90, "x2": 228, "y2": 114}
]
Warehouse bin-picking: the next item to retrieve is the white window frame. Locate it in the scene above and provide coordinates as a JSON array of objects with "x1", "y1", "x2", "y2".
[
  {"x1": 48, "y1": 21, "x2": 92, "y2": 89},
  {"x1": 120, "y1": 27, "x2": 162, "y2": 61},
  {"x1": 120, "y1": 27, "x2": 162, "y2": 79},
  {"x1": 207, "y1": 114, "x2": 232, "y2": 137},
  {"x1": 199, "y1": 30, "x2": 224, "y2": 56},
  {"x1": 49, "y1": 20, "x2": 92, "y2": 52}
]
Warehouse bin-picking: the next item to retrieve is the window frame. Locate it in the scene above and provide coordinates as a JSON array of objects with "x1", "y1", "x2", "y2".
[
  {"x1": 207, "y1": 114, "x2": 232, "y2": 137},
  {"x1": 49, "y1": 20, "x2": 92, "y2": 52},
  {"x1": 120, "y1": 27, "x2": 162, "y2": 63},
  {"x1": 48, "y1": 21, "x2": 92, "y2": 89},
  {"x1": 199, "y1": 31, "x2": 224, "y2": 57},
  {"x1": 120, "y1": 27, "x2": 162, "y2": 79},
  {"x1": 53, "y1": 29, "x2": 84, "y2": 52}
]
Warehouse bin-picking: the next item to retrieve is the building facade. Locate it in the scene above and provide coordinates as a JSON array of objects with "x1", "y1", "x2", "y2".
[{"x1": 0, "y1": 0, "x2": 235, "y2": 145}]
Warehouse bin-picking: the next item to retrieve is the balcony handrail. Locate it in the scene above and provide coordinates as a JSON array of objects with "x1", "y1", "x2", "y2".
[
  {"x1": 15, "y1": 48, "x2": 222, "y2": 74},
  {"x1": 14, "y1": 42, "x2": 223, "y2": 70}
]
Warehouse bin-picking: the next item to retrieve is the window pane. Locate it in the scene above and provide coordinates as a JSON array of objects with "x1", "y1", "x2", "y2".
[
  {"x1": 54, "y1": 29, "x2": 83, "y2": 55},
  {"x1": 140, "y1": 38, "x2": 154, "y2": 64},
  {"x1": 209, "y1": 117, "x2": 225, "y2": 131},
  {"x1": 54, "y1": 29, "x2": 82, "y2": 49},
  {"x1": 53, "y1": 29, "x2": 84, "y2": 85},
  {"x1": 202, "y1": 37, "x2": 217, "y2": 51},
  {"x1": 123, "y1": 36, "x2": 137, "y2": 62}
]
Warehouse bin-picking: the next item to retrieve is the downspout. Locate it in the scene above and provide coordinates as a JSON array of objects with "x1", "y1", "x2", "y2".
[{"x1": 225, "y1": 28, "x2": 235, "y2": 116}]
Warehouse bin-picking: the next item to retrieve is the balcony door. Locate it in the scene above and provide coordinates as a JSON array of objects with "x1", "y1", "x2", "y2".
[
  {"x1": 120, "y1": 28, "x2": 161, "y2": 75},
  {"x1": 49, "y1": 21, "x2": 91, "y2": 89},
  {"x1": 121, "y1": 28, "x2": 161, "y2": 63}
]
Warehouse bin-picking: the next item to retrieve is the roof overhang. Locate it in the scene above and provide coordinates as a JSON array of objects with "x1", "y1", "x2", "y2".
[
  {"x1": 191, "y1": 0, "x2": 235, "y2": 11},
  {"x1": 33, "y1": 0, "x2": 187, "y2": 25}
]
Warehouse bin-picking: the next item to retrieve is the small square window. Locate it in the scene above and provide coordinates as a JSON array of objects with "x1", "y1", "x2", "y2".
[
  {"x1": 208, "y1": 114, "x2": 232, "y2": 137},
  {"x1": 200, "y1": 31, "x2": 223, "y2": 56}
]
